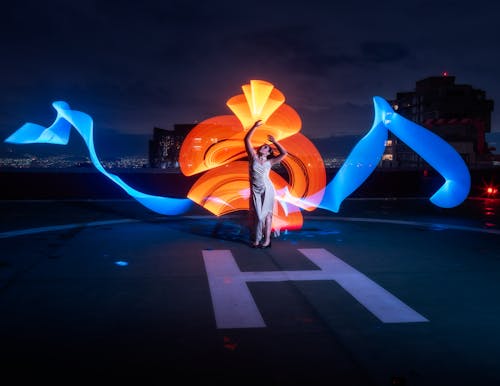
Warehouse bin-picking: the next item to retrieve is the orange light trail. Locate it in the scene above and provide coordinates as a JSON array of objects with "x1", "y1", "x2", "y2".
[{"x1": 178, "y1": 80, "x2": 326, "y2": 231}]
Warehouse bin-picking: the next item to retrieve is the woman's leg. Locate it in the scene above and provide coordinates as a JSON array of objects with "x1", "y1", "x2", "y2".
[
  {"x1": 254, "y1": 215, "x2": 263, "y2": 246},
  {"x1": 262, "y1": 213, "x2": 273, "y2": 246},
  {"x1": 252, "y1": 192, "x2": 264, "y2": 246}
]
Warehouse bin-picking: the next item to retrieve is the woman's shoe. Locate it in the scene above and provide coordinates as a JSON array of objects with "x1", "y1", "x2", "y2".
[
  {"x1": 251, "y1": 242, "x2": 260, "y2": 248},
  {"x1": 260, "y1": 241, "x2": 271, "y2": 249}
]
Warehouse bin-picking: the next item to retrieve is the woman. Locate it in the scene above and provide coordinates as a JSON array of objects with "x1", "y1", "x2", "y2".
[{"x1": 244, "y1": 120, "x2": 287, "y2": 248}]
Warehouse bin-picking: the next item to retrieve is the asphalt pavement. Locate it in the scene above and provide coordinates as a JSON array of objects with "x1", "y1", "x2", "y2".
[{"x1": 0, "y1": 198, "x2": 499, "y2": 385}]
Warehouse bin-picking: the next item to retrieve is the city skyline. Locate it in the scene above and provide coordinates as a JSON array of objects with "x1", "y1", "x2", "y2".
[
  {"x1": 1, "y1": 1, "x2": 500, "y2": 159},
  {"x1": 0, "y1": 133, "x2": 357, "y2": 168}
]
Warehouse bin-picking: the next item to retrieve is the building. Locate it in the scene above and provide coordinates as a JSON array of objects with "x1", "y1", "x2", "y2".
[
  {"x1": 383, "y1": 74, "x2": 494, "y2": 168},
  {"x1": 148, "y1": 124, "x2": 195, "y2": 168}
]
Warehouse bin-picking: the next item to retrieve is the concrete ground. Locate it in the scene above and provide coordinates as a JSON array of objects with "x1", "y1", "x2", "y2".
[{"x1": 0, "y1": 198, "x2": 499, "y2": 385}]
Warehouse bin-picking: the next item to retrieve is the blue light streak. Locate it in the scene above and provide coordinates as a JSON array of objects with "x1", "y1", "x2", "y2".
[
  {"x1": 4, "y1": 101, "x2": 192, "y2": 216},
  {"x1": 4, "y1": 97, "x2": 470, "y2": 217},
  {"x1": 320, "y1": 96, "x2": 471, "y2": 212}
]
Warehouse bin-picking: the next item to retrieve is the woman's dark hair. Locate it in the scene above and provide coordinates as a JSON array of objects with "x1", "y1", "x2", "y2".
[{"x1": 257, "y1": 144, "x2": 275, "y2": 158}]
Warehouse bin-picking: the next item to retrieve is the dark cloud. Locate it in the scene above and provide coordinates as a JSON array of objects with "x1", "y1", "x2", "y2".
[
  {"x1": 360, "y1": 41, "x2": 410, "y2": 64},
  {"x1": 301, "y1": 101, "x2": 374, "y2": 138},
  {"x1": 1, "y1": 0, "x2": 499, "y2": 158}
]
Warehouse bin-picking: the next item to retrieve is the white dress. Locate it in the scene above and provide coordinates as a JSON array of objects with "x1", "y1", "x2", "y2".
[{"x1": 250, "y1": 157, "x2": 275, "y2": 242}]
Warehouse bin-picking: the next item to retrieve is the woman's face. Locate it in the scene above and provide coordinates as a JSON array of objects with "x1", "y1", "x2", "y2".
[{"x1": 258, "y1": 144, "x2": 271, "y2": 157}]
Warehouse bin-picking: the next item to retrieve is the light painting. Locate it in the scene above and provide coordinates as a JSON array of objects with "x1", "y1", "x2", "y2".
[{"x1": 3, "y1": 80, "x2": 471, "y2": 231}]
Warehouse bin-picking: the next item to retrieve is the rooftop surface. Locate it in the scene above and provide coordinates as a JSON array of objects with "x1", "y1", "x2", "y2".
[{"x1": 1, "y1": 198, "x2": 499, "y2": 385}]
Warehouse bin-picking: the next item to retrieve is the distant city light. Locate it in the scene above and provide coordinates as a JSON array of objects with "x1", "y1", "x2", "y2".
[
  {"x1": 442, "y1": 71, "x2": 449, "y2": 77},
  {"x1": 0, "y1": 155, "x2": 149, "y2": 169}
]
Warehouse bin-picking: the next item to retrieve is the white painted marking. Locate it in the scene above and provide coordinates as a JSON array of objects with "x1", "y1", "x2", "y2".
[
  {"x1": 202, "y1": 250, "x2": 266, "y2": 329},
  {"x1": 312, "y1": 216, "x2": 500, "y2": 235},
  {"x1": 1, "y1": 206, "x2": 497, "y2": 238},
  {"x1": 299, "y1": 248, "x2": 428, "y2": 323},
  {"x1": 203, "y1": 248, "x2": 428, "y2": 329},
  {"x1": 0, "y1": 219, "x2": 139, "y2": 239}
]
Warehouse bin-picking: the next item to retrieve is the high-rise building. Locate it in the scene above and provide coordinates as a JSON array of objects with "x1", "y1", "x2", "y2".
[
  {"x1": 148, "y1": 124, "x2": 195, "y2": 168},
  {"x1": 383, "y1": 74, "x2": 494, "y2": 168}
]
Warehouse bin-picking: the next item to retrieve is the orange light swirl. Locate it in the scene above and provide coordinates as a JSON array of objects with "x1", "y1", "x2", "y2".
[{"x1": 178, "y1": 80, "x2": 326, "y2": 231}]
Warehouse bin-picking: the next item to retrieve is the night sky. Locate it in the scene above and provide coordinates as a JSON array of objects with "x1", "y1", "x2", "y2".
[{"x1": 1, "y1": 0, "x2": 499, "y2": 157}]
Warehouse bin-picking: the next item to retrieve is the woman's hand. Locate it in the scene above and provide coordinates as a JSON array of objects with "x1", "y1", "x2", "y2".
[
  {"x1": 253, "y1": 120, "x2": 263, "y2": 128},
  {"x1": 268, "y1": 135, "x2": 276, "y2": 143}
]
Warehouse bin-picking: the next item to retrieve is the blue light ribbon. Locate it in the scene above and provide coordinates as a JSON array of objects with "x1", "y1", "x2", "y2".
[
  {"x1": 4, "y1": 101, "x2": 192, "y2": 215},
  {"x1": 320, "y1": 96, "x2": 471, "y2": 212},
  {"x1": 4, "y1": 97, "x2": 470, "y2": 217}
]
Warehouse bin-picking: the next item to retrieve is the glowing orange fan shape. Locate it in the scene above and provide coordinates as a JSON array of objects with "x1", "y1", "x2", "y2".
[{"x1": 178, "y1": 80, "x2": 326, "y2": 231}]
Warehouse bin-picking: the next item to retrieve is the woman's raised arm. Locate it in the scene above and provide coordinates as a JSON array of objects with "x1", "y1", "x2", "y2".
[
  {"x1": 244, "y1": 120, "x2": 263, "y2": 159},
  {"x1": 268, "y1": 135, "x2": 287, "y2": 165}
]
